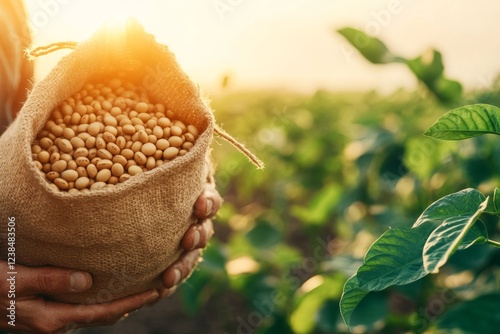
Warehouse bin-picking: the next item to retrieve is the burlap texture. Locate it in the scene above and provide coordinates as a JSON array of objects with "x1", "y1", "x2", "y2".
[{"x1": 0, "y1": 20, "x2": 214, "y2": 304}]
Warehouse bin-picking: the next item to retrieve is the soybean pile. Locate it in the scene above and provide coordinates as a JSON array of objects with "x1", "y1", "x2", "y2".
[{"x1": 31, "y1": 77, "x2": 199, "y2": 192}]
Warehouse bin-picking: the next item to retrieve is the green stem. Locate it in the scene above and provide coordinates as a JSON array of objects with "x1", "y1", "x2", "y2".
[{"x1": 486, "y1": 239, "x2": 500, "y2": 248}]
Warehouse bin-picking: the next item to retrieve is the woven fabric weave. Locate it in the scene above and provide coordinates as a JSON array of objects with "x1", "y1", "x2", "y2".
[{"x1": 0, "y1": 20, "x2": 214, "y2": 304}]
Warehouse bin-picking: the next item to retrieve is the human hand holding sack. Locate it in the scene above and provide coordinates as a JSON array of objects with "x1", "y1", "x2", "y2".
[{"x1": 0, "y1": 19, "x2": 261, "y2": 305}]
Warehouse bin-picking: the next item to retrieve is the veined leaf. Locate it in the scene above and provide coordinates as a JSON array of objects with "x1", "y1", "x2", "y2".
[
  {"x1": 423, "y1": 198, "x2": 488, "y2": 273},
  {"x1": 337, "y1": 27, "x2": 401, "y2": 64},
  {"x1": 339, "y1": 276, "x2": 389, "y2": 330},
  {"x1": 457, "y1": 220, "x2": 488, "y2": 250},
  {"x1": 413, "y1": 188, "x2": 486, "y2": 227},
  {"x1": 485, "y1": 187, "x2": 500, "y2": 214},
  {"x1": 435, "y1": 293, "x2": 500, "y2": 333},
  {"x1": 356, "y1": 224, "x2": 435, "y2": 291},
  {"x1": 340, "y1": 221, "x2": 490, "y2": 329},
  {"x1": 339, "y1": 276, "x2": 369, "y2": 329},
  {"x1": 424, "y1": 104, "x2": 500, "y2": 140}
]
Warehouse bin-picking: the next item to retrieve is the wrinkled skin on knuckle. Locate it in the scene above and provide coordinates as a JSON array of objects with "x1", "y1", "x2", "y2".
[{"x1": 36, "y1": 270, "x2": 59, "y2": 293}]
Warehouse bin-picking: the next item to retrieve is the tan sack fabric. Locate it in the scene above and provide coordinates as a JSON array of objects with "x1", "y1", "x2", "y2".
[{"x1": 0, "y1": 20, "x2": 214, "y2": 304}]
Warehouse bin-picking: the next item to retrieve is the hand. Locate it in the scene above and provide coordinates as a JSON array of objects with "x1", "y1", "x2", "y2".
[
  {"x1": 0, "y1": 183, "x2": 222, "y2": 333},
  {"x1": 0, "y1": 261, "x2": 160, "y2": 333},
  {"x1": 158, "y1": 182, "x2": 221, "y2": 298}
]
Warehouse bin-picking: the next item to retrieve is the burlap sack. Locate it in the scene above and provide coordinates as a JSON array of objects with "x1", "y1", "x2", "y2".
[{"x1": 0, "y1": 20, "x2": 214, "y2": 304}]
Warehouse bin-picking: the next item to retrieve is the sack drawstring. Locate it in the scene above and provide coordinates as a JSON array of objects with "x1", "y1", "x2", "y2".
[
  {"x1": 214, "y1": 125, "x2": 264, "y2": 169},
  {"x1": 27, "y1": 42, "x2": 78, "y2": 59},
  {"x1": 28, "y1": 41, "x2": 265, "y2": 170}
]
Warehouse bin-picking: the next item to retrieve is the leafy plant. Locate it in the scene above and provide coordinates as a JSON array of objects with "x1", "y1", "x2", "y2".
[
  {"x1": 338, "y1": 27, "x2": 462, "y2": 104},
  {"x1": 340, "y1": 103, "x2": 500, "y2": 333}
]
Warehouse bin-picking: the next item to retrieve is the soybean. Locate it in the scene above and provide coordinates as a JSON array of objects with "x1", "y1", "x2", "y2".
[{"x1": 31, "y1": 76, "x2": 199, "y2": 191}]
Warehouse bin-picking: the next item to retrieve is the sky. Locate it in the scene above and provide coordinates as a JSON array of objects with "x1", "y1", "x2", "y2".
[{"x1": 24, "y1": 0, "x2": 500, "y2": 94}]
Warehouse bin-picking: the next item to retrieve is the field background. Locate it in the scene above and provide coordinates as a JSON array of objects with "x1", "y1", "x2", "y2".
[{"x1": 23, "y1": 1, "x2": 500, "y2": 333}]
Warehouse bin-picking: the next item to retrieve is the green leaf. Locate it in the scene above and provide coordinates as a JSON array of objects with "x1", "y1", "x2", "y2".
[
  {"x1": 422, "y1": 198, "x2": 488, "y2": 273},
  {"x1": 457, "y1": 220, "x2": 488, "y2": 250},
  {"x1": 199, "y1": 241, "x2": 228, "y2": 274},
  {"x1": 290, "y1": 276, "x2": 344, "y2": 334},
  {"x1": 434, "y1": 77, "x2": 463, "y2": 103},
  {"x1": 348, "y1": 291, "x2": 388, "y2": 330},
  {"x1": 485, "y1": 187, "x2": 500, "y2": 214},
  {"x1": 291, "y1": 184, "x2": 342, "y2": 226},
  {"x1": 246, "y1": 219, "x2": 282, "y2": 248},
  {"x1": 339, "y1": 276, "x2": 390, "y2": 330},
  {"x1": 339, "y1": 276, "x2": 369, "y2": 329},
  {"x1": 406, "y1": 49, "x2": 444, "y2": 85},
  {"x1": 413, "y1": 188, "x2": 486, "y2": 227},
  {"x1": 405, "y1": 50, "x2": 462, "y2": 103},
  {"x1": 424, "y1": 104, "x2": 500, "y2": 140},
  {"x1": 316, "y1": 299, "x2": 340, "y2": 333},
  {"x1": 179, "y1": 243, "x2": 228, "y2": 314},
  {"x1": 337, "y1": 27, "x2": 401, "y2": 64},
  {"x1": 435, "y1": 293, "x2": 500, "y2": 333},
  {"x1": 356, "y1": 223, "x2": 436, "y2": 291}
]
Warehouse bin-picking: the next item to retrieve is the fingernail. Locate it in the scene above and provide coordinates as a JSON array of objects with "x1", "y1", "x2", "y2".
[
  {"x1": 146, "y1": 290, "x2": 160, "y2": 304},
  {"x1": 206, "y1": 199, "x2": 213, "y2": 217},
  {"x1": 70, "y1": 272, "x2": 91, "y2": 292},
  {"x1": 173, "y1": 269, "x2": 181, "y2": 285},
  {"x1": 192, "y1": 230, "x2": 201, "y2": 249}
]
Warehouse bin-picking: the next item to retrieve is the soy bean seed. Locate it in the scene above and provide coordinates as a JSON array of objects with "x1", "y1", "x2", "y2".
[
  {"x1": 38, "y1": 151, "x2": 50, "y2": 164},
  {"x1": 96, "y1": 169, "x2": 111, "y2": 182},
  {"x1": 76, "y1": 157, "x2": 90, "y2": 167},
  {"x1": 77, "y1": 166, "x2": 88, "y2": 178},
  {"x1": 61, "y1": 170, "x2": 79, "y2": 182},
  {"x1": 96, "y1": 159, "x2": 113, "y2": 170},
  {"x1": 54, "y1": 178, "x2": 69, "y2": 190},
  {"x1": 163, "y1": 147, "x2": 179, "y2": 160},
  {"x1": 146, "y1": 156, "x2": 155, "y2": 170},
  {"x1": 111, "y1": 163, "x2": 124, "y2": 177},
  {"x1": 97, "y1": 149, "x2": 113, "y2": 160},
  {"x1": 87, "y1": 164, "x2": 98, "y2": 179},
  {"x1": 168, "y1": 136, "x2": 183, "y2": 148},
  {"x1": 156, "y1": 139, "x2": 169, "y2": 150},
  {"x1": 75, "y1": 177, "x2": 90, "y2": 189},
  {"x1": 46, "y1": 171, "x2": 59, "y2": 181},
  {"x1": 32, "y1": 77, "x2": 198, "y2": 191},
  {"x1": 58, "y1": 139, "x2": 73, "y2": 153},
  {"x1": 141, "y1": 143, "x2": 156, "y2": 156},
  {"x1": 128, "y1": 165, "x2": 143, "y2": 176},
  {"x1": 134, "y1": 151, "x2": 147, "y2": 165},
  {"x1": 52, "y1": 160, "x2": 67, "y2": 173},
  {"x1": 112, "y1": 155, "x2": 127, "y2": 166}
]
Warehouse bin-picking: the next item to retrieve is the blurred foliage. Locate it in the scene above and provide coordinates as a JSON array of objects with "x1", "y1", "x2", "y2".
[
  {"x1": 171, "y1": 29, "x2": 500, "y2": 333},
  {"x1": 338, "y1": 27, "x2": 463, "y2": 104},
  {"x1": 176, "y1": 74, "x2": 500, "y2": 332}
]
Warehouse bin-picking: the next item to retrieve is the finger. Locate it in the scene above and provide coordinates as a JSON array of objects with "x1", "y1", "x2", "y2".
[
  {"x1": 193, "y1": 184, "x2": 222, "y2": 219},
  {"x1": 17, "y1": 289, "x2": 159, "y2": 333},
  {"x1": 161, "y1": 249, "x2": 202, "y2": 289},
  {"x1": 180, "y1": 219, "x2": 214, "y2": 250},
  {"x1": 1, "y1": 262, "x2": 92, "y2": 297},
  {"x1": 72, "y1": 289, "x2": 159, "y2": 327},
  {"x1": 155, "y1": 286, "x2": 177, "y2": 301}
]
